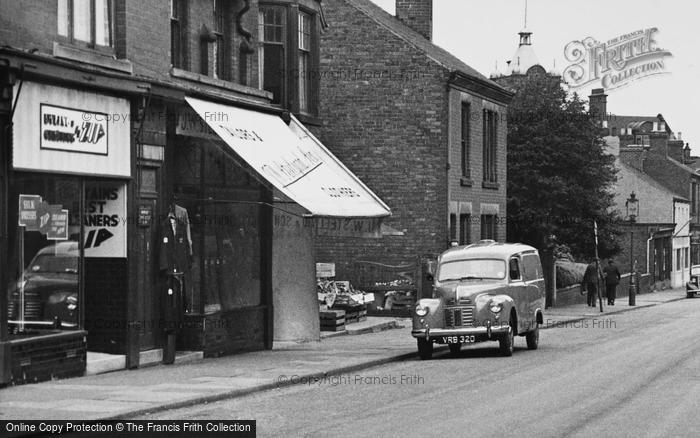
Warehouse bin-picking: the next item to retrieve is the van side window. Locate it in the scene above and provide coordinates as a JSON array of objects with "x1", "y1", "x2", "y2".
[
  {"x1": 509, "y1": 258, "x2": 521, "y2": 280},
  {"x1": 522, "y1": 254, "x2": 542, "y2": 281}
]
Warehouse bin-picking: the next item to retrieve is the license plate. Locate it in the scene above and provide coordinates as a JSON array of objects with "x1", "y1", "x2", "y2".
[{"x1": 442, "y1": 335, "x2": 475, "y2": 344}]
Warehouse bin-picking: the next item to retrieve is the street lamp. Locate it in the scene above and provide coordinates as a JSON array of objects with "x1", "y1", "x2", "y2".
[{"x1": 626, "y1": 192, "x2": 639, "y2": 306}]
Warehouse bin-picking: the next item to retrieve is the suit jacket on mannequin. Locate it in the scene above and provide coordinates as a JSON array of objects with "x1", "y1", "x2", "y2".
[{"x1": 159, "y1": 204, "x2": 193, "y2": 273}]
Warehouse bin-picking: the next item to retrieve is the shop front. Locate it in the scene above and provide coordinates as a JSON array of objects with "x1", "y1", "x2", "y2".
[
  {"x1": 159, "y1": 96, "x2": 390, "y2": 355},
  {"x1": 2, "y1": 80, "x2": 132, "y2": 384}
]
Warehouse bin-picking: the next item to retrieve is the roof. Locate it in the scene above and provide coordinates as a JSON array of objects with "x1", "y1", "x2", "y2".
[
  {"x1": 606, "y1": 114, "x2": 672, "y2": 134},
  {"x1": 507, "y1": 42, "x2": 540, "y2": 75},
  {"x1": 617, "y1": 160, "x2": 689, "y2": 201},
  {"x1": 440, "y1": 241, "x2": 538, "y2": 263},
  {"x1": 343, "y1": 0, "x2": 507, "y2": 92}
]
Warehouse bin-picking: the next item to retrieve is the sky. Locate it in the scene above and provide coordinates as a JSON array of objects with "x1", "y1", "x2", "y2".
[{"x1": 369, "y1": 0, "x2": 699, "y2": 153}]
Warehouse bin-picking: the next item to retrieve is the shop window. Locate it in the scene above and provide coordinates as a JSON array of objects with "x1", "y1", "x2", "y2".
[
  {"x1": 7, "y1": 175, "x2": 82, "y2": 336},
  {"x1": 259, "y1": 4, "x2": 319, "y2": 115},
  {"x1": 459, "y1": 214, "x2": 470, "y2": 245},
  {"x1": 685, "y1": 247, "x2": 689, "y2": 268},
  {"x1": 171, "y1": 0, "x2": 188, "y2": 69},
  {"x1": 461, "y1": 102, "x2": 471, "y2": 178},
  {"x1": 482, "y1": 110, "x2": 498, "y2": 183},
  {"x1": 677, "y1": 248, "x2": 681, "y2": 271},
  {"x1": 481, "y1": 214, "x2": 498, "y2": 240},
  {"x1": 58, "y1": 0, "x2": 113, "y2": 48}
]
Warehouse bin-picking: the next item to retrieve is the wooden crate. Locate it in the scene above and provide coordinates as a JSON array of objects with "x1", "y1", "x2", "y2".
[{"x1": 320, "y1": 310, "x2": 346, "y2": 331}]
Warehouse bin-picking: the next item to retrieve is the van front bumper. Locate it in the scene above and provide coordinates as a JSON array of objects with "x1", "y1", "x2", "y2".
[{"x1": 411, "y1": 323, "x2": 511, "y2": 342}]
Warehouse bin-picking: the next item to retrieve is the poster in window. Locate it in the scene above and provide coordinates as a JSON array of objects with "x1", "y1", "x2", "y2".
[{"x1": 84, "y1": 183, "x2": 127, "y2": 258}]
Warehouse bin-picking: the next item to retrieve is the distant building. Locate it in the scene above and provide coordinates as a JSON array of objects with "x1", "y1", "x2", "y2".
[
  {"x1": 593, "y1": 88, "x2": 696, "y2": 285},
  {"x1": 491, "y1": 27, "x2": 561, "y2": 91}
]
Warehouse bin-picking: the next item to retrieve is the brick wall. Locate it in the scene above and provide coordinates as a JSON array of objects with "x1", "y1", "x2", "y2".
[
  {"x1": 0, "y1": 0, "x2": 60, "y2": 54},
  {"x1": 311, "y1": 0, "x2": 451, "y2": 279}
]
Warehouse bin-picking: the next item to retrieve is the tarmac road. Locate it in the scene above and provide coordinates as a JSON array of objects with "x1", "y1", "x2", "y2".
[{"x1": 138, "y1": 297, "x2": 700, "y2": 438}]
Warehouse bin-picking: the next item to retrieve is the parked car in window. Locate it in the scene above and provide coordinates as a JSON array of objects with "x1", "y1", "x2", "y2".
[
  {"x1": 7, "y1": 241, "x2": 79, "y2": 332},
  {"x1": 412, "y1": 240, "x2": 545, "y2": 359}
]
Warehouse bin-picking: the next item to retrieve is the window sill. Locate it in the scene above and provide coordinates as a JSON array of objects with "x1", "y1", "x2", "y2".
[
  {"x1": 482, "y1": 181, "x2": 500, "y2": 190},
  {"x1": 53, "y1": 42, "x2": 133, "y2": 74},
  {"x1": 294, "y1": 112, "x2": 322, "y2": 126},
  {"x1": 170, "y1": 68, "x2": 273, "y2": 101},
  {"x1": 460, "y1": 177, "x2": 473, "y2": 187}
]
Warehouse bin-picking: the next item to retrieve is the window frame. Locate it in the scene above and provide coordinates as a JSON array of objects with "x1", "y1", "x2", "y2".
[
  {"x1": 258, "y1": 3, "x2": 319, "y2": 116},
  {"x1": 171, "y1": 0, "x2": 188, "y2": 69},
  {"x1": 459, "y1": 213, "x2": 470, "y2": 245},
  {"x1": 461, "y1": 102, "x2": 471, "y2": 179},
  {"x1": 57, "y1": 0, "x2": 114, "y2": 52},
  {"x1": 480, "y1": 214, "x2": 498, "y2": 240},
  {"x1": 482, "y1": 109, "x2": 498, "y2": 183}
]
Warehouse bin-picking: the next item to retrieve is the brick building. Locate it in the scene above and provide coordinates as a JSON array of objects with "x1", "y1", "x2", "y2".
[
  {"x1": 309, "y1": 0, "x2": 513, "y2": 281},
  {"x1": 0, "y1": 0, "x2": 388, "y2": 385}
]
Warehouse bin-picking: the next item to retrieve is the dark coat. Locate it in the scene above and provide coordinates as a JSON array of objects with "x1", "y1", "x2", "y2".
[
  {"x1": 603, "y1": 264, "x2": 621, "y2": 285},
  {"x1": 583, "y1": 262, "x2": 603, "y2": 285},
  {"x1": 159, "y1": 205, "x2": 193, "y2": 274}
]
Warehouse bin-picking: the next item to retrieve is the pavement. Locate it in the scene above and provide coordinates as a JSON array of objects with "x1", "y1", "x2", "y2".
[{"x1": 0, "y1": 287, "x2": 688, "y2": 421}]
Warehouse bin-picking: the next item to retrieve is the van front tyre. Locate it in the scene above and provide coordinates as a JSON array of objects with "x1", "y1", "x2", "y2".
[{"x1": 526, "y1": 324, "x2": 539, "y2": 350}]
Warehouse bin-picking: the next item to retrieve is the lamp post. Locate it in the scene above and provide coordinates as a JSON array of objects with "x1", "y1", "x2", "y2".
[{"x1": 626, "y1": 192, "x2": 639, "y2": 306}]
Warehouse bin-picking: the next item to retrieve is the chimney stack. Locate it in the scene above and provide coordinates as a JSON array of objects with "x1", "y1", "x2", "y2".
[
  {"x1": 396, "y1": 0, "x2": 433, "y2": 41},
  {"x1": 588, "y1": 88, "x2": 607, "y2": 120}
]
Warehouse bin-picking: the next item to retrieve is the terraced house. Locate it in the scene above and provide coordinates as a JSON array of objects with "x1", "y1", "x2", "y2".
[{"x1": 309, "y1": 0, "x2": 513, "y2": 282}]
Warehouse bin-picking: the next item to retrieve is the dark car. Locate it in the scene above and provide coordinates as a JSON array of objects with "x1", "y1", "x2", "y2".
[
  {"x1": 412, "y1": 240, "x2": 545, "y2": 359},
  {"x1": 686, "y1": 265, "x2": 700, "y2": 298},
  {"x1": 7, "y1": 241, "x2": 79, "y2": 332}
]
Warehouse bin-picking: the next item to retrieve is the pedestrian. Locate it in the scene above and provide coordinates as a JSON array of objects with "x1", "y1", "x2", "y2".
[
  {"x1": 603, "y1": 258, "x2": 621, "y2": 305},
  {"x1": 582, "y1": 259, "x2": 603, "y2": 307}
]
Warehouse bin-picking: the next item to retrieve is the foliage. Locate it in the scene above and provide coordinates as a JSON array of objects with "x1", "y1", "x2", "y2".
[{"x1": 506, "y1": 76, "x2": 621, "y2": 259}]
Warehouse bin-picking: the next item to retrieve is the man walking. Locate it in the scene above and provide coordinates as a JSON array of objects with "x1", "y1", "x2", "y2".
[
  {"x1": 583, "y1": 259, "x2": 603, "y2": 307},
  {"x1": 603, "y1": 258, "x2": 621, "y2": 305}
]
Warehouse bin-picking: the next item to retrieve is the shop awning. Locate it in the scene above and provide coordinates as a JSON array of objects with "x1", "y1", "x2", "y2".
[{"x1": 185, "y1": 97, "x2": 391, "y2": 218}]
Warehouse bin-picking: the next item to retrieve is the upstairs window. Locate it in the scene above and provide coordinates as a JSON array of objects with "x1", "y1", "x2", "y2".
[
  {"x1": 461, "y1": 102, "x2": 471, "y2": 178},
  {"x1": 258, "y1": 4, "x2": 319, "y2": 116},
  {"x1": 482, "y1": 110, "x2": 498, "y2": 183},
  {"x1": 213, "y1": 0, "x2": 226, "y2": 79},
  {"x1": 171, "y1": 0, "x2": 188, "y2": 69},
  {"x1": 58, "y1": 0, "x2": 113, "y2": 48},
  {"x1": 259, "y1": 6, "x2": 286, "y2": 105}
]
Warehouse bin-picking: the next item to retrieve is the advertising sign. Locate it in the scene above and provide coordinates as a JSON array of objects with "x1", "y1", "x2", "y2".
[
  {"x1": 40, "y1": 104, "x2": 108, "y2": 155},
  {"x1": 46, "y1": 208, "x2": 70, "y2": 240},
  {"x1": 84, "y1": 183, "x2": 127, "y2": 258},
  {"x1": 18, "y1": 194, "x2": 42, "y2": 231}
]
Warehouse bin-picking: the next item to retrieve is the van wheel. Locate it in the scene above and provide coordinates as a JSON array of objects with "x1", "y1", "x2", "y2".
[
  {"x1": 499, "y1": 318, "x2": 515, "y2": 357},
  {"x1": 417, "y1": 338, "x2": 433, "y2": 360},
  {"x1": 448, "y1": 343, "x2": 461, "y2": 355},
  {"x1": 526, "y1": 324, "x2": 539, "y2": 350}
]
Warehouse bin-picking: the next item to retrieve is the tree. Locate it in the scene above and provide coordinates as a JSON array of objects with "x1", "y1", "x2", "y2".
[{"x1": 506, "y1": 76, "x2": 621, "y2": 259}]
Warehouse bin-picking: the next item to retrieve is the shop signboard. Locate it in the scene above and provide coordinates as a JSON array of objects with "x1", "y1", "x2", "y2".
[
  {"x1": 12, "y1": 81, "x2": 131, "y2": 178},
  {"x1": 84, "y1": 183, "x2": 127, "y2": 258},
  {"x1": 40, "y1": 104, "x2": 108, "y2": 155}
]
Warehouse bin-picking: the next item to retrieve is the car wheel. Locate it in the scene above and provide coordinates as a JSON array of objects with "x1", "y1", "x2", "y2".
[
  {"x1": 417, "y1": 338, "x2": 433, "y2": 360},
  {"x1": 526, "y1": 324, "x2": 539, "y2": 350},
  {"x1": 499, "y1": 317, "x2": 515, "y2": 357},
  {"x1": 448, "y1": 343, "x2": 461, "y2": 355}
]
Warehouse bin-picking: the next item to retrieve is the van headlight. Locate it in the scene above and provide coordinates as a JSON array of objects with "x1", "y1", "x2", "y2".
[
  {"x1": 415, "y1": 303, "x2": 429, "y2": 317},
  {"x1": 489, "y1": 300, "x2": 503, "y2": 314}
]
